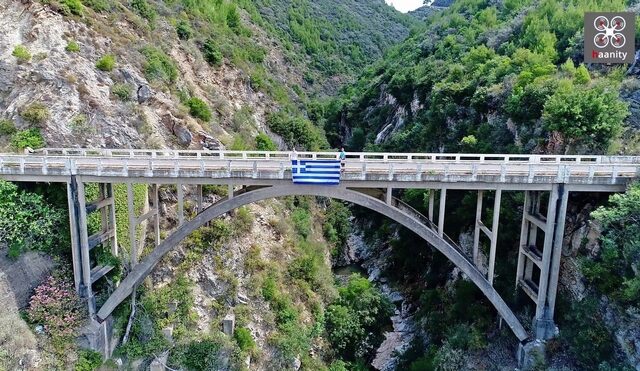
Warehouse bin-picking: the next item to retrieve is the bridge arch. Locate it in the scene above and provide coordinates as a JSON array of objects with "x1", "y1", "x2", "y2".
[{"x1": 97, "y1": 184, "x2": 529, "y2": 342}]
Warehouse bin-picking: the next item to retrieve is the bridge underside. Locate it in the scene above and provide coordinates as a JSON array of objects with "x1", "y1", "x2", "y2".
[{"x1": 54, "y1": 176, "x2": 582, "y2": 355}]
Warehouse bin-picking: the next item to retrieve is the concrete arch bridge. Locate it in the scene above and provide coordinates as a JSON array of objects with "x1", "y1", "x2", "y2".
[{"x1": 1, "y1": 148, "x2": 639, "y2": 361}]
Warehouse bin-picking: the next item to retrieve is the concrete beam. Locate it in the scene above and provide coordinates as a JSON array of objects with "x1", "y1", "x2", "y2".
[
  {"x1": 488, "y1": 189, "x2": 502, "y2": 285},
  {"x1": 126, "y1": 183, "x2": 137, "y2": 266},
  {"x1": 153, "y1": 184, "x2": 160, "y2": 247},
  {"x1": 177, "y1": 183, "x2": 184, "y2": 226},
  {"x1": 428, "y1": 189, "x2": 435, "y2": 221},
  {"x1": 67, "y1": 180, "x2": 82, "y2": 293},
  {"x1": 76, "y1": 179, "x2": 95, "y2": 317},
  {"x1": 473, "y1": 190, "x2": 483, "y2": 266},
  {"x1": 438, "y1": 189, "x2": 446, "y2": 237}
]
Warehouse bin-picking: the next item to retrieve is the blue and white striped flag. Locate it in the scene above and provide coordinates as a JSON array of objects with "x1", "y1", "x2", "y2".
[{"x1": 292, "y1": 160, "x2": 341, "y2": 185}]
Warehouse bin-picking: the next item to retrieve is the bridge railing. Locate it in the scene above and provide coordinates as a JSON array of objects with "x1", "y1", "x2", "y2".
[
  {"x1": 1, "y1": 153, "x2": 639, "y2": 185},
  {"x1": 31, "y1": 148, "x2": 640, "y2": 165}
]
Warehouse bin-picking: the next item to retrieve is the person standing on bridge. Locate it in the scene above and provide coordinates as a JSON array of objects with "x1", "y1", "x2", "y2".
[{"x1": 339, "y1": 147, "x2": 346, "y2": 173}]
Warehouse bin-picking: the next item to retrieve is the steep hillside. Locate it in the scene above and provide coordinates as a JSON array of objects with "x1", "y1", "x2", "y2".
[
  {"x1": 0, "y1": 0, "x2": 407, "y2": 369},
  {"x1": 248, "y1": 0, "x2": 418, "y2": 94},
  {"x1": 324, "y1": 0, "x2": 638, "y2": 156}
]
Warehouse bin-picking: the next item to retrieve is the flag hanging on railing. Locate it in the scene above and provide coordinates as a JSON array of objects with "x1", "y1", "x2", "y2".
[{"x1": 292, "y1": 160, "x2": 341, "y2": 185}]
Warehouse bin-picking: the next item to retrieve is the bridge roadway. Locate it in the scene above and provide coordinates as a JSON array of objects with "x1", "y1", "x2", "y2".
[
  {"x1": 2, "y1": 148, "x2": 640, "y2": 360},
  {"x1": 1, "y1": 148, "x2": 639, "y2": 191}
]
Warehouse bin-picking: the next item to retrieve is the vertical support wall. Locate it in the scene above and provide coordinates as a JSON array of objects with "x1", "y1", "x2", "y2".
[
  {"x1": 515, "y1": 185, "x2": 568, "y2": 339},
  {"x1": 471, "y1": 189, "x2": 502, "y2": 285}
]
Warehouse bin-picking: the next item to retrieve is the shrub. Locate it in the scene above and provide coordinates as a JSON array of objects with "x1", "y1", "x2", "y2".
[
  {"x1": 111, "y1": 83, "x2": 132, "y2": 101},
  {"x1": 176, "y1": 20, "x2": 192, "y2": 40},
  {"x1": 96, "y1": 54, "x2": 116, "y2": 71},
  {"x1": 226, "y1": 5, "x2": 241, "y2": 31},
  {"x1": 234, "y1": 327, "x2": 255, "y2": 353},
  {"x1": 561, "y1": 297, "x2": 614, "y2": 368},
  {"x1": 141, "y1": 47, "x2": 178, "y2": 83},
  {"x1": 202, "y1": 39, "x2": 223, "y2": 67},
  {"x1": 291, "y1": 208, "x2": 311, "y2": 239},
  {"x1": 60, "y1": 0, "x2": 84, "y2": 15},
  {"x1": 10, "y1": 129, "x2": 45, "y2": 151},
  {"x1": 75, "y1": 349, "x2": 103, "y2": 371},
  {"x1": 82, "y1": 0, "x2": 112, "y2": 12},
  {"x1": 171, "y1": 338, "x2": 223, "y2": 371},
  {"x1": 255, "y1": 133, "x2": 277, "y2": 151},
  {"x1": 266, "y1": 111, "x2": 326, "y2": 150},
  {"x1": 131, "y1": 0, "x2": 155, "y2": 22},
  {"x1": 232, "y1": 207, "x2": 253, "y2": 235},
  {"x1": 585, "y1": 182, "x2": 640, "y2": 306},
  {"x1": 323, "y1": 201, "x2": 351, "y2": 249},
  {"x1": 65, "y1": 40, "x2": 80, "y2": 52},
  {"x1": 325, "y1": 274, "x2": 393, "y2": 361},
  {"x1": 186, "y1": 97, "x2": 212, "y2": 121},
  {"x1": 12, "y1": 45, "x2": 31, "y2": 63},
  {"x1": 0, "y1": 119, "x2": 16, "y2": 136},
  {"x1": 0, "y1": 180, "x2": 67, "y2": 257},
  {"x1": 27, "y1": 273, "x2": 83, "y2": 351},
  {"x1": 20, "y1": 103, "x2": 50, "y2": 126}
]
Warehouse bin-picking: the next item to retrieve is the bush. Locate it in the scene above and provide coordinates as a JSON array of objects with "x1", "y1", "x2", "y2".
[
  {"x1": 75, "y1": 349, "x2": 103, "y2": 371},
  {"x1": 226, "y1": 5, "x2": 241, "y2": 31},
  {"x1": 186, "y1": 97, "x2": 212, "y2": 121},
  {"x1": 12, "y1": 45, "x2": 31, "y2": 63},
  {"x1": 266, "y1": 111, "x2": 326, "y2": 150},
  {"x1": 11, "y1": 129, "x2": 45, "y2": 151},
  {"x1": 111, "y1": 83, "x2": 132, "y2": 101},
  {"x1": 27, "y1": 273, "x2": 83, "y2": 351},
  {"x1": 141, "y1": 46, "x2": 178, "y2": 83},
  {"x1": 176, "y1": 20, "x2": 193, "y2": 40},
  {"x1": 0, "y1": 119, "x2": 16, "y2": 135},
  {"x1": 234, "y1": 327, "x2": 255, "y2": 353},
  {"x1": 232, "y1": 207, "x2": 253, "y2": 235},
  {"x1": 323, "y1": 201, "x2": 351, "y2": 250},
  {"x1": 0, "y1": 180, "x2": 67, "y2": 257},
  {"x1": 202, "y1": 39, "x2": 223, "y2": 67},
  {"x1": 96, "y1": 54, "x2": 116, "y2": 71},
  {"x1": 291, "y1": 208, "x2": 311, "y2": 239},
  {"x1": 60, "y1": 0, "x2": 84, "y2": 15},
  {"x1": 255, "y1": 133, "x2": 277, "y2": 151},
  {"x1": 131, "y1": 0, "x2": 155, "y2": 22},
  {"x1": 325, "y1": 274, "x2": 393, "y2": 361},
  {"x1": 585, "y1": 182, "x2": 640, "y2": 306},
  {"x1": 82, "y1": 0, "x2": 112, "y2": 12},
  {"x1": 65, "y1": 40, "x2": 80, "y2": 52},
  {"x1": 20, "y1": 103, "x2": 50, "y2": 126},
  {"x1": 561, "y1": 297, "x2": 614, "y2": 368},
  {"x1": 171, "y1": 338, "x2": 224, "y2": 371}
]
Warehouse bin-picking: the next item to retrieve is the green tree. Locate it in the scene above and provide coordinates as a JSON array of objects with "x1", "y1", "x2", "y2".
[
  {"x1": 255, "y1": 133, "x2": 277, "y2": 151},
  {"x1": 543, "y1": 82, "x2": 628, "y2": 153},
  {"x1": 325, "y1": 274, "x2": 393, "y2": 361},
  {"x1": 584, "y1": 183, "x2": 640, "y2": 306}
]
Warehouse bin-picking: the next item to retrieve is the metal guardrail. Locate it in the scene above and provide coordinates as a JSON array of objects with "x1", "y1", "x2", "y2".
[
  {"x1": 0, "y1": 150, "x2": 638, "y2": 185},
  {"x1": 30, "y1": 148, "x2": 640, "y2": 164}
]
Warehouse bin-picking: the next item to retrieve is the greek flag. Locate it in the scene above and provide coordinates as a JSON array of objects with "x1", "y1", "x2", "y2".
[{"x1": 292, "y1": 160, "x2": 341, "y2": 185}]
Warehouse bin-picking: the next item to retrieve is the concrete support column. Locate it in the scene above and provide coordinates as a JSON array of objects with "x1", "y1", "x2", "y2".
[
  {"x1": 126, "y1": 183, "x2": 138, "y2": 266},
  {"x1": 546, "y1": 185, "x2": 568, "y2": 320},
  {"x1": 196, "y1": 184, "x2": 203, "y2": 214},
  {"x1": 67, "y1": 179, "x2": 82, "y2": 293},
  {"x1": 106, "y1": 183, "x2": 118, "y2": 256},
  {"x1": 428, "y1": 189, "x2": 435, "y2": 221},
  {"x1": 153, "y1": 184, "x2": 160, "y2": 247},
  {"x1": 76, "y1": 179, "x2": 96, "y2": 317},
  {"x1": 177, "y1": 183, "x2": 184, "y2": 226},
  {"x1": 488, "y1": 189, "x2": 502, "y2": 285},
  {"x1": 228, "y1": 184, "x2": 234, "y2": 199},
  {"x1": 386, "y1": 187, "x2": 392, "y2": 205},
  {"x1": 473, "y1": 190, "x2": 484, "y2": 266},
  {"x1": 438, "y1": 188, "x2": 446, "y2": 237},
  {"x1": 535, "y1": 185, "x2": 560, "y2": 320}
]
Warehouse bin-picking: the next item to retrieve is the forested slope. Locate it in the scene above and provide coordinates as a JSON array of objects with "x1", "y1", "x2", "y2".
[{"x1": 324, "y1": 0, "x2": 638, "y2": 156}]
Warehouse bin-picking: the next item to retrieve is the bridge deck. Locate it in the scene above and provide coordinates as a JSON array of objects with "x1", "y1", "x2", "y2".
[{"x1": 1, "y1": 149, "x2": 638, "y2": 191}]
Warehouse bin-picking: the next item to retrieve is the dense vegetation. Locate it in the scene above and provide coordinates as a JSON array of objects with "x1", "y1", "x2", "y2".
[{"x1": 323, "y1": 0, "x2": 635, "y2": 155}]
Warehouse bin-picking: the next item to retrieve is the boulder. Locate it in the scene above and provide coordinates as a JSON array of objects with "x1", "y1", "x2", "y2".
[
  {"x1": 174, "y1": 124, "x2": 193, "y2": 146},
  {"x1": 137, "y1": 85, "x2": 152, "y2": 104}
]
